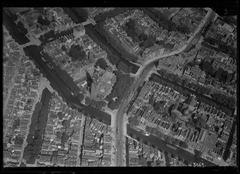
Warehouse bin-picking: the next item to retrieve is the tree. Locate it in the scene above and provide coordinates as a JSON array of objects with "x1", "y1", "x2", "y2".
[
  {"x1": 145, "y1": 126, "x2": 154, "y2": 134},
  {"x1": 91, "y1": 100, "x2": 107, "y2": 110},
  {"x1": 57, "y1": 112, "x2": 64, "y2": 120},
  {"x1": 56, "y1": 131, "x2": 62, "y2": 139},
  {"x1": 20, "y1": 162, "x2": 26, "y2": 167},
  {"x1": 37, "y1": 15, "x2": 50, "y2": 26},
  {"x1": 139, "y1": 33, "x2": 147, "y2": 42},
  {"x1": 140, "y1": 36, "x2": 155, "y2": 49},
  {"x1": 199, "y1": 116, "x2": 207, "y2": 128},
  {"x1": 61, "y1": 45, "x2": 67, "y2": 51},
  {"x1": 153, "y1": 100, "x2": 166, "y2": 113},
  {"x1": 12, "y1": 118, "x2": 20, "y2": 130},
  {"x1": 95, "y1": 58, "x2": 108, "y2": 70},
  {"x1": 123, "y1": 19, "x2": 139, "y2": 43},
  {"x1": 226, "y1": 72, "x2": 234, "y2": 83},
  {"x1": 15, "y1": 135, "x2": 24, "y2": 145},
  {"x1": 149, "y1": 94, "x2": 155, "y2": 105},
  {"x1": 68, "y1": 44, "x2": 86, "y2": 62},
  {"x1": 194, "y1": 149, "x2": 202, "y2": 159},
  {"x1": 215, "y1": 68, "x2": 227, "y2": 82},
  {"x1": 62, "y1": 119, "x2": 70, "y2": 129},
  {"x1": 179, "y1": 141, "x2": 188, "y2": 148},
  {"x1": 61, "y1": 132, "x2": 69, "y2": 146},
  {"x1": 84, "y1": 97, "x2": 92, "y2": 106}
]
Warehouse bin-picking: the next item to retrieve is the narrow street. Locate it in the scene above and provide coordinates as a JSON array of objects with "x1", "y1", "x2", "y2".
[{"x1": 77, "y1": 116, "x2": 86, "y2": 166}]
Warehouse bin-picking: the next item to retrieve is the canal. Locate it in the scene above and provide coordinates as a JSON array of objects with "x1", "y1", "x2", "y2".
[
  {"x1": 3, "y1": 9, "x2": 29, "y2": 45},
  {"x1": 23, "y1": 45, "x2": 111, "y2": 125},
  {"x1": 127, "y1": 124, "x2": 216, "y2": 166}
]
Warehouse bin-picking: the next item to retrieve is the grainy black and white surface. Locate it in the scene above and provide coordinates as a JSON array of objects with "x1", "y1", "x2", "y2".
[{"x1": 2, "y1": 6, "x2": 238, "y2": 171}]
